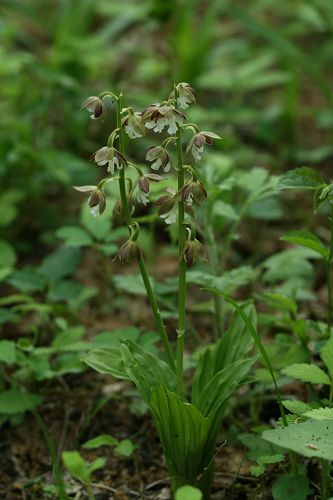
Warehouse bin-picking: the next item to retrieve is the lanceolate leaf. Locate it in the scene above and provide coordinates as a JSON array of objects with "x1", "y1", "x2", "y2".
[
  {"x1": 282, "y1": 363, "x2": 330, "y2": 385},
  {"x1": 151, "y1": 385, "x2": 212, "y2": 486},
  {"x1": 121, "y1": 341, "x2": 176, "y2": 405},
  {"x1": 281, "y1": 231, "x2": 328, "y2": 260},
  {"x1": 83, "y1": 347, "x2": 130, "y2": 380},
  {"x1": 277, "y1": 167, "x2": 326, "y2": 190},
  {"x1": 192, "y1": 304, "x2": 255, "y2": 404},
  {"x1": 263, "y1": 420, "x2": 333, "y2": 460}
]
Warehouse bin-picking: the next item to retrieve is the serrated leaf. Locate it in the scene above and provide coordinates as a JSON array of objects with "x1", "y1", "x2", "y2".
[
  {"x1": 282, "y1": 363, "x2": 330, "y2": 385},
  {"x1": 281, "y1": 231, "x2": 328, "y2": 260},
  {"x1": 277, "y1": 167, "x2": 326, "y2": 190},
  {"x1": 320, "y1": 338, "x2": 333, "y2": 379},
  {"x1": 263, "y1": 420, "x2": 333, "y2": 460},
  {"x1": 303, "y1": 407, "x2": 333, "y2": 420},
  {"x1": 82, "y1": 434, "x2": 118, "y2": 449}
]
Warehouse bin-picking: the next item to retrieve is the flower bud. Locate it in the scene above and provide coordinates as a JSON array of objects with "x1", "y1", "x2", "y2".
[
  {"x1": 183, "y1": 238, "x2": 208, "y2": 265},
  {"x1": 122, "y1": 109, "x2": 145, "y2": 139},
  {"x1": 73, "y1": 185, "x2": 106, "y2": 216},
  {"x1": 180, "y1": 180, "x2": 207, "y2": 206},
  {"x1": 114, "y1": 239, "x2": 141, "y2": 264},
  {"x1": 170, "y1": 82, "x2": 196, "y2": 109},
  {"x1": 81, "y1": 96, "x2": 104, "y2": 120}
]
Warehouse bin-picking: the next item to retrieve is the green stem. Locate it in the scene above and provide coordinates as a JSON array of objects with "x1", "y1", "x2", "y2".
[
  {"x1": 327, "y1": 204, "x2": 333, "y2": 335},
  {"x1": 87, "y1": 483, "x2": 95, "y2": 500},
  {"x1": 320, "y1": 459, "x2": 330, "y2": 499},
  {"x1": 175, "y1": 113, "x2": 186, "y2": 398},
  {"x1": 115, "y1": 94, "x2": 176, "y2": 372}
]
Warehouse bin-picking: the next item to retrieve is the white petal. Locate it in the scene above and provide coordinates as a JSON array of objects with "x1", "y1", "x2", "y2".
[
  {"x1": 151, "y1": 158, "x2": 162, "y2": 170},
  {"x1": 145, "y1": 121, "x2": 157, "y2": 129}
]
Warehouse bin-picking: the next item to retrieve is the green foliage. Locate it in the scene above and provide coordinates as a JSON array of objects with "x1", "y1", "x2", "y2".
[
  {"x1": 0, "y1": 390, "x2": 42, "y2": 414},
  {"x1": 281, "y1": 230, "x2": 329, "y2": 261},
  {"x1": 277, "y1": 167, "x2": 326, "y2": 190},
  {"x1": 263, "y1": 420, "x2": 333, "y2": 460},
  {"x1": 239, "y1": 432, "x2": 285, "y2": 476},
  {"x1": 272, "y1": 475, "x2": 311, "y2": 500},
  {"x1": 282, "y1": 363, "x2": 330, "y2": 385},
  {"x1": 176, "y1": 485, "x2": 202, "y2": 500}
]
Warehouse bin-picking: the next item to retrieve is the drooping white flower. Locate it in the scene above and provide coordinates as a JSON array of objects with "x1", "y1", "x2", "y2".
[
  {"x1": 73, "y1": 185, "x2": 106, "y2": 216},
  {"x1": 81, "y1": 96, "x2": 104, "y2": 120},
  {"x1": 186, "y1": 131, "x2": 221, "y2": 161},
  {"x1": 142, "y1": 103, "x2": 185, "y2": 135},
  {"x1": 123, "y1": 109, "x2": 145, "y2": 139},
  {"x1": 94, "y1": 146, "x2": 126, "y2": 175},
  {"x1": 146, "y1": 146, "x2": 172, "y2": 172},
  {"x1": 136, "y1": 190, "x2": 149, "y2": 206}
]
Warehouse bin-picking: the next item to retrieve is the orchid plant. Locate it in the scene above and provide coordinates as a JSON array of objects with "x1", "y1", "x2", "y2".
[{"x1": 77, "y1": 83, "x2": 256, "y2": 498}]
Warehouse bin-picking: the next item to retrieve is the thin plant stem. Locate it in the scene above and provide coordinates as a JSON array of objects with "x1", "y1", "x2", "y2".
[
  {"x1": 327, "y1": 204, "x2": 333, "y2": 335},
  {"x1": 175, "y1": 98, "x2": 186, "y2": 398},
  {"x1": 115, "y1": 94, "x2": 176, "y2": 372},
  {"x1": 320, "y1": 458, "x2": 330, "y2": 500},
  {"x1": 33, "y1": 411, "x2": 67, "y2": 500}
]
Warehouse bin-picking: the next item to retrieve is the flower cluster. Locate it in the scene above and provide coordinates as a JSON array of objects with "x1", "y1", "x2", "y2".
[{"x1": 142, "y1": 103, "x2": 185, "y2": 135}]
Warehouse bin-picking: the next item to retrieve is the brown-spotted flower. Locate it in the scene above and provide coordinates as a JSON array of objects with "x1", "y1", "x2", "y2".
[
  {"x1": 136, "y1": 173, "x2": 165, "y2": 206},
  {"x1": 183, "y1": 238, "x2": 208, "y2": 265},
  {"x1": 93, "y1": 146, "x2": 127, "y2": 175},
  {"x1": 73, "y1": 185, "x2": 106, "y2": 216},
  {"x1": 81, "y1": 96, "x2": 104, "y2": 120},
  {"x1": 122, "y1": 109, "x2": 146, "y2": 139},
  {"x1": 113, "y1": 239, "x2": 141, "y2": 264},
  {"x1": 146, "y1": 146, "x2": 172, "y2": 172},
  {"x1": 170, "y1": 82, "x2": 196, "y2": 109},
  {"x1": 180, "y1": 179, "x2": 207, "y2": 206},
  {"x1": 156, "y1": 189, "x2": 194, "y2": 224},
  {"x1": 186, "y1": 131, "x2": 221, "y2": 161},
  {"x1": 142, "y1": 103, "x2": 185, "y2": 135}
]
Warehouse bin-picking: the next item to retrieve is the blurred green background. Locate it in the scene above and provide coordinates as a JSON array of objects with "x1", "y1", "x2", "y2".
[{"x1": 1, "y1": 0, "x2": 333, "y2": 258}]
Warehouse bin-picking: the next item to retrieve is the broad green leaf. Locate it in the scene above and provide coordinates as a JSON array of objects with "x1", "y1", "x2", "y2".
[
  {"x1": 52, "y1": 326, "x2": 86, "y2": 349},
  {"x1": 62, "y1": 451, "x2": 90, "y2": 483},
  {"x1": 48, "y1": 280, "x2": 83, "y2": 301},
  {"x1": 259, "y1": 292, "x2": 297, "y2": 314},
  {"x1": 262, "y1": 248, "x2": 316, "y2": 284},
  {"x1": 303, "y1": 407, "x2": 333, "y2": 420},
  {"x1": 239, "y1": 433, "x2": 285, "y2": 465},
  {"x1": 0, "y1": 240, "x2": 16, "y2": 269},
  {"x1": 277, "y1": 167, "x2": 326, "y2": 190},
  {"x1": 320, "y1": 338, "x2": 333, "y2": 379},
  {"x1": 281, "y1": 231, "x2": 328, "y2": 260},
  {"x1": 7, "y1": 267, "x2": 47, "y2": 292},
  {"x1": 89, "y1": 457, "x2": 106, "y2": 473},
  {"x1": 115, "y1": 439, "x2": 134, "y2": 457},
  {"x1": 282, "y1": 363, "x2": 330, "y2": 385},
  {"x1": 212, "y1": 200, "x2": 239, "y2": 221},
  {"x1": 56, "y1": 226, "x2": 93, "y2": 247},
  {"x1": 121, "y1": 341, "x2": 176, "y2": 405},
  {"x1": 0, "y1": 390, "x2": 42, "y2": 414},
  {"x1": 82, "y1": 434, "x2": 118, "y2": 449},
  {"x1": 39, "y1": 247, "x2": 81, "y2": 281},
  {"x1": 112, "y1": 274, "x2": 147, "y2": 295},
  {"x1": 151, "y1": 385, "x2": 212, "y2": 485},
  {"x1": 282, "y1": 400, "x2": 311, "y2": 416},
  {"x1": 263, "y1": 420, "x2": 333, "y2": 460},
  {"x1": 83, "y1": 347, "x2": 130, "y2": 380},
  {"x1": 272, "y1": 474, "x2": 311, "y2": 500},
  {"x1": 0, "y1": 340, "x2": 16, "y2": 364},
  {"x1": 176, "y1": 485, "x2": 202, "y2": 500},
  {"x1": 80, "y1": 203, "x2": 111, "y2": 241}
]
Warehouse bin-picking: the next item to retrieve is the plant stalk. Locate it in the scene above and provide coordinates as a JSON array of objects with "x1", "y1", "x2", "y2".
[
  {"x1": 327, "y1": 204, "x2": 333, "y2": 335},
  {"x1": 116, "y1": 94, "x2": 176, "y2": 372},
  {"x1": 175, "y1": 108, "x2": 186, "y2": 398}
]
